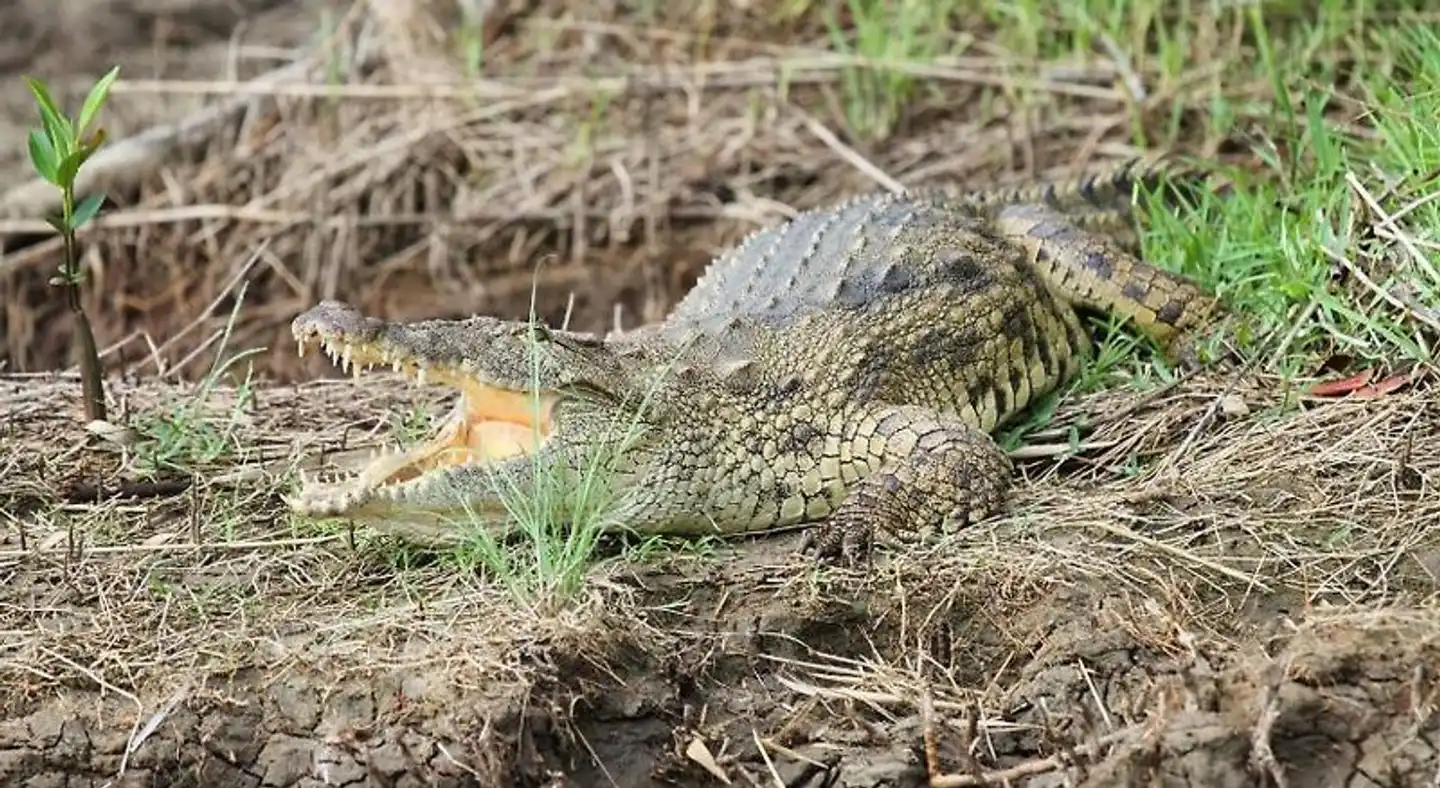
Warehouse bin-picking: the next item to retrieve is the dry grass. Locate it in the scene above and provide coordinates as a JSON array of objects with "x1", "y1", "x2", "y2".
[
  {"x1": 3, "y1": 0, "x2": 1440, "y2": 781},
  {"x1": 4, "y1": 361, "x2": 1439, "y2": 780},
  {"x1": 715, "y1": 377, "x2": 1440, "y2": 784},
  {"x1": 0, "y1": 0, "x2": 1253, "y2": 382},
  {"x1": 1010, "y1": 372, "x2": 1438, "y2": 602}
]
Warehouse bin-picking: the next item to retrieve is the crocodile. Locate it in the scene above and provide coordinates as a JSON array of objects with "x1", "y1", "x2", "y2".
[{"x1": 286, "y1": 162, "x2": 1221, "y2": 562}]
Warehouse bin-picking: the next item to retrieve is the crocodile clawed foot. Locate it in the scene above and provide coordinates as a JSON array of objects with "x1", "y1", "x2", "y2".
[{"x1": 799, "y1": 517, "x2": 875, "y2": 568}]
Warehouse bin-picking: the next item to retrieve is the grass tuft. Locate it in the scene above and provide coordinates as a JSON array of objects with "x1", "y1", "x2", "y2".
[
  {"x1": 426, "y1": 282, "x2": 667, "y2": 607},
  {"x1": 1051, "y1": 11, "x2": 1440, "y2": 400},
  {"x1": 822, "y1": 0, "x2": 964, "y2": 141},
  {"x1": 132, "y1": 283, "x2": 265, "y2": 476}
]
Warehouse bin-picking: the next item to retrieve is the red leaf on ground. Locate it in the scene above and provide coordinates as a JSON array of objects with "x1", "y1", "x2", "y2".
[
  {"x1": 1308, "y1": 368, "x2": 1375, "y2": 397},
  {"x1": 1351, "y1": 373, "x2": 1414, "y2": 399}
]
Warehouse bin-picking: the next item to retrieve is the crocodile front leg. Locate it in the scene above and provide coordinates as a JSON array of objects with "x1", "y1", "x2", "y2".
[{"x1": 801, "y1": 405, "x2": 1014, "y2": 565}]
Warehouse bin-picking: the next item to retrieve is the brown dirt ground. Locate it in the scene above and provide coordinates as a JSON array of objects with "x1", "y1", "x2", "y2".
[
  {"x1": 5, "y1": 368, "x2": 1440, "y2": 787},
  {"x1": 3, "y1": 0, "x2": 1439, "y2": 786}
]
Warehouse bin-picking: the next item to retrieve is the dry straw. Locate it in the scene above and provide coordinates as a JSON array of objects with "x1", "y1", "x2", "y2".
[
  {"x1": 3, "y1": 362, "x2": 1438, "y2": 781},
  {"x1": 0, "y1": 0, "x2": 1194, "y2": 383},
  {"x1": 3, "y1": 0, "x2": 1438, "y2": 782}
]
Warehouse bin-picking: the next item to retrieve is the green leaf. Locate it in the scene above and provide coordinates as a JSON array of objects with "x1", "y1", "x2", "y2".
[
  {"x1": 73, "y1": 192, "x2": 106, "y2": 228},
  {"x1": 34, "y1": 113, "x2": 72, "y2": 163},
  {"x1": 78, "y1": 66, "x2": 120, "y2": 136},
  {"x1": 24, "y1": 76, "x2": 73, "y2": 155},
  {"x1": 24, "y1": 75, "x2": 62, "y2": 121},
  {"x1": 44, "y1": 215, "x2": 67, "y2": 235},
  {"x1": 56, "y1": 149, "x2": 92, "y2": 187},
  {"x1": 27, "y1": 129, "x2": 58, "y2": 182}
]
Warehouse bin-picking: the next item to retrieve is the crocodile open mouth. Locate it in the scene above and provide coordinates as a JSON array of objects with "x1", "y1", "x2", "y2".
[{"x1": 293, "y1": 333, "x2": 557, "y2": 494}]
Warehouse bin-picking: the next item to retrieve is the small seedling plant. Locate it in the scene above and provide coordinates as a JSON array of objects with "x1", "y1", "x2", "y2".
[{"x1": 24, "y1": 65, "x2": 121, "y2": 422}]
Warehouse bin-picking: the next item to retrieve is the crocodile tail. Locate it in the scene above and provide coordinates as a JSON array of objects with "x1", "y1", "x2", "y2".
[{"x1": 960, "y1": 156, "x2": 1220, "y2": 217}]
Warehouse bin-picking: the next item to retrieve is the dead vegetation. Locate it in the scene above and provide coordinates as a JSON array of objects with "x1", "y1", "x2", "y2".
[
  {"x1": 4, "y1": 363, "x2": 1440, "y2": 785},
  {"x1": 4, "y1": 0, "x2": 1440, "y2": 785},
  {"x1": 0, "y1": 0, "x2": 1258, "y2": 383}
]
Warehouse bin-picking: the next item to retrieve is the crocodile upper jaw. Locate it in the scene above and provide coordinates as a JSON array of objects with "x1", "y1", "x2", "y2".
[{"x1": 286, "y1": 324, "x2": 560, "y2": 521}]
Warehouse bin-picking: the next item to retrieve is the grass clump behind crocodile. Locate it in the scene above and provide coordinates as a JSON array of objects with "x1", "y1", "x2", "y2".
[{"x1": 285, "y1": 162, "x2": 1222, "y2": 564}]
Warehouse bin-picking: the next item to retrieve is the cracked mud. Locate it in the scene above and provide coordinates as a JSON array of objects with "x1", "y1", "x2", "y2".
[{"x1": 5, "y1": 371, "x2": 1440, "y2": 787}]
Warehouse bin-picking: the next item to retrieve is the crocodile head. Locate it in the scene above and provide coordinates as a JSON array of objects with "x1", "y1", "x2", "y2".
[{"x1": 285, "y1": 300, "x2": 655, "y2": 542}]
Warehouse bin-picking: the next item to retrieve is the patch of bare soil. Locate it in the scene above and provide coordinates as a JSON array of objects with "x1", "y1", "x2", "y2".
[{"x1": 4, "y1": 369, "x2": 1438, "y2": 787}]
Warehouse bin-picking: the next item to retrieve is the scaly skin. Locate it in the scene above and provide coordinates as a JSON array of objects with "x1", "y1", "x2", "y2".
[{"x1": 286, "y1": 162, "x2": 1222, "y2": 562}]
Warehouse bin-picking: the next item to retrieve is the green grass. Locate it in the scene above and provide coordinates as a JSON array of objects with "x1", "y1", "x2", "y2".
[
  {"x1": 997, "y1": 16, "x2": 1440, "y2": 451},
  {"x1": 822, "y1": 0, "x2": 968, "y2": 140},
  {"x1": 1115, "y1": 20, "x2": 1440, "y2": 379},
  {"x1": 406, "y1": 286, "x2": 677, "y2": 609},
  {"x1": 132, "y1": 283, "x2": 265, "y2": 476}
]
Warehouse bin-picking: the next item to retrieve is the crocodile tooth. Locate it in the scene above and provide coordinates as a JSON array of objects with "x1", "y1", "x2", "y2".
[{"x1": 297, "y1": 340, "x2": 307, "y2": 359}]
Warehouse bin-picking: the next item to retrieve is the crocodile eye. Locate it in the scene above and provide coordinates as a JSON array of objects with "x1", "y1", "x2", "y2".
[
  {"x1": 561, "y1": 380, "x2": 618, "y2": 403},
  {"x1": 518, "y1": 322, "x2": 569, "y2": 349},
  {"x1": 530, "y1": 324, "x2": 603, "y2": 352},
  {"x1": 558, "y1": 332, "x2": 604, "y2": 350}
]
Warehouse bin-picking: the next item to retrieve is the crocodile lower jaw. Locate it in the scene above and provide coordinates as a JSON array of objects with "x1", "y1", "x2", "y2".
[{"x1": 286, "y1": 333, "x2": 557, "y2": 519}]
